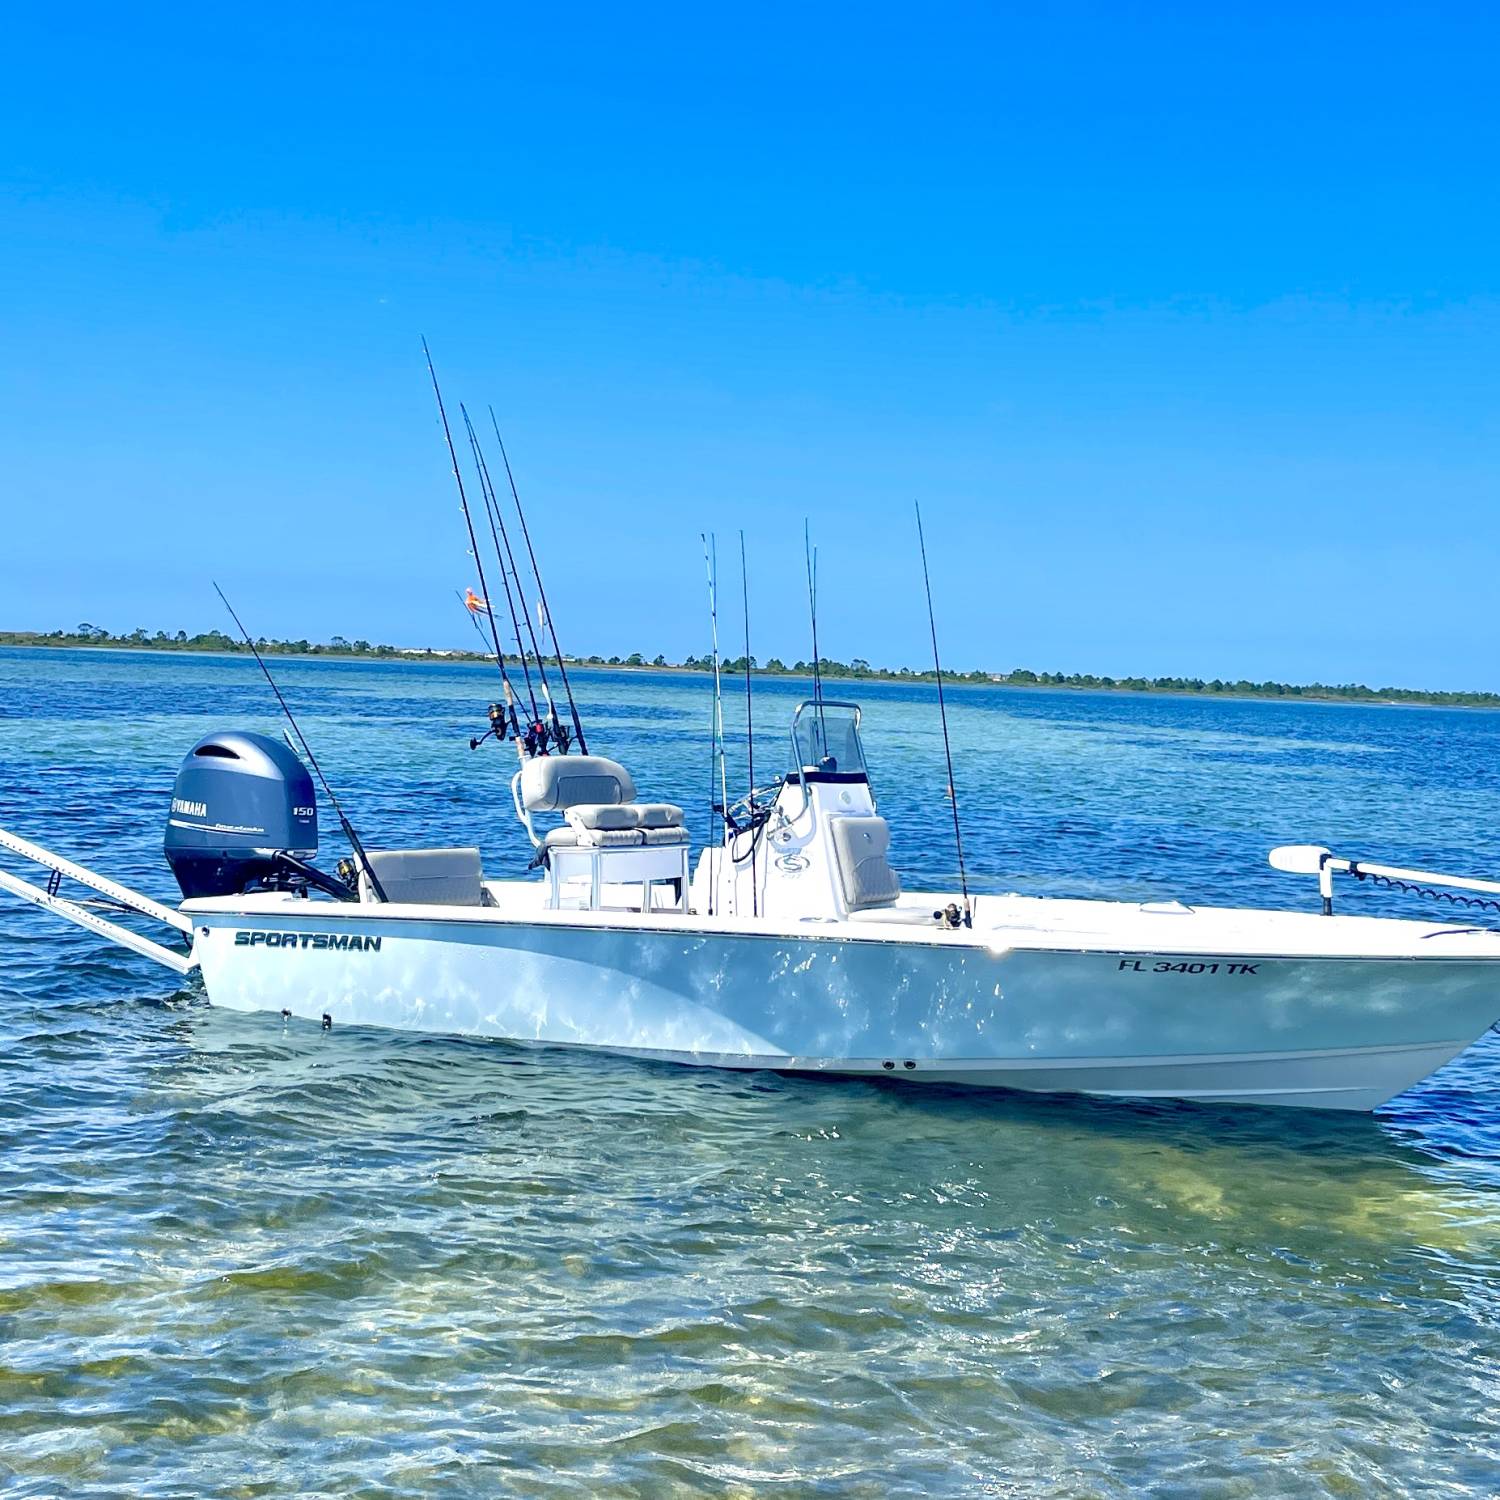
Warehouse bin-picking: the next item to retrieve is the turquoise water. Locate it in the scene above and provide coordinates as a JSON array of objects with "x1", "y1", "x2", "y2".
[{"x1": 2, "y1": 646, "x2": 1499, "y2": 1496}]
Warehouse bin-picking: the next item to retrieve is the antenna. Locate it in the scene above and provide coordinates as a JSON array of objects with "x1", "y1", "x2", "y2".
[
  {"x1": 914, "y1": 502, "x2": 972, "y2": 928},
  {"x1": 488, "y1": 407, "x2": 588, "y2": 755},
  {"x1": 740, "y1": 529, "x2": 758, "y2": 918},
  {"x1": 212, "y1": 583, "x2": 389, "y2": 903}
]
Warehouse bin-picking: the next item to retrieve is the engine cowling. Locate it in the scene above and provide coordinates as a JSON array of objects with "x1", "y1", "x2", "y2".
[{"x1": 164, "y1": 731, "x2": 318, "y2": 899}]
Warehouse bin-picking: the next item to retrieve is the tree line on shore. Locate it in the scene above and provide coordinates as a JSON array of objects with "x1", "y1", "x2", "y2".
[{"x1": 3, "y1": 624, "x2": 1499, "y2": 707}]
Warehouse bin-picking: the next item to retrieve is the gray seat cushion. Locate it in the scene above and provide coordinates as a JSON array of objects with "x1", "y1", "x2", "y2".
[
  {"x1": 829, "y1": 816, "x2": 902, "y2": 911},
  {"x1": 566, "y1": 803, "x2": 640, "y2": 831},
  {"x1": 635, "y1": 803, "x2": 685, "y2": 829},
  {"x1": 360, "y1": 847, "x2": 484, "y2": 906},
  {"x1": 547, "y1": 826, "x2": 644, "y2": 850},
  {"x1": 584, "y1": 828, "x2": 646, "y2": 848},
  {"x1": 520, "y1": 755, "x2": 636, "y2": 812},
  {"x1": 640, "y1": 826, "x2": 691, "y2": 846}
]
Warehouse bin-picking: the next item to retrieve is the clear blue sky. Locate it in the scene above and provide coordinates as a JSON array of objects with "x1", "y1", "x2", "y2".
[{"x1": 2, "y1": 4, "x2": 1496, "y2": 687}]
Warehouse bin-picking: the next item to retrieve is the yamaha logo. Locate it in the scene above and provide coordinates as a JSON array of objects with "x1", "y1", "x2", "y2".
[{"x1": 172, "y1": 798, "x2": 208, "y2": 818}]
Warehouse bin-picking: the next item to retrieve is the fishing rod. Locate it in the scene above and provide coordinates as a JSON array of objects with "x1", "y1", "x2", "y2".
[
  {"x1": 914, "y1": 501, "x2": 972, "y2": 929},
  {"x1": 459, "y1": 403, "x2": 540, "y2": 729},
  {"x1": 455, "y1": 587, "x2": 496, "y2": 654},
  {"x1": 465, "y1": 407, "x2": 570, "y2": 754},
  {"x1": 740, "y1": 529, "x2": 758, "y2": 918},
  {"x1": 421, "y1": 340, "x2": 521, "y2": 745},
  {"x1": 701, "y1": 532, "x2": 729, "y2": 916},
  {"x1": 488, "y1": 406, "x2": 588, "y2": 755},
  {"x1": 450, "y1": 594, "x2": 522, "y2": 756},
  {"x1": 451, "y1": 590, "x2": 518, "y2": 752},
  {"x1": 804, "y1": 519, "x2": 827, "y2": 753},
  {"x1": 212, "y1": 583, "x2": 389, "y2": 904}
]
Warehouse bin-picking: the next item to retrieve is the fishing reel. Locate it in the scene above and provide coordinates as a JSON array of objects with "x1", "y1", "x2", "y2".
[
  {"x1": 469, "y1": 701, "x2": 520, "y2": 751},
  {"x1": 522, "y1": 712, "x2": 573, "y2": 759},
  {"x1": 519, "y1": 715, "x2": 572, "y2": 757}
]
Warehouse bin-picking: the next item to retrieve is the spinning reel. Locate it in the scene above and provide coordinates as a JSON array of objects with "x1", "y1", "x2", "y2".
[{"x1": 469, "y1": 698, "x2": 573, "y2": 759}]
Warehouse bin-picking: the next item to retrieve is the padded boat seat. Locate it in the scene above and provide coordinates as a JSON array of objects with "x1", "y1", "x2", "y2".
[
  {"x1": 636, "y1": 803, "x2": 685, "y2": 829},
  {"x1": 520, "y1": 755, "x2": 635, "y2": 811},
  {"x1": 514, "y1": 756, "x2": 689, "y2": 908},
  {"x1": 567, "y1": 803, "x2": 640, "y2": 831},
  {"x1": 360, "y1": 847, "x2": 485, "y2": 906},
  {"x1": 582, "y1": 828, "x2": 649, "y2": 848},
  {"x1": 829, "y1": 816, "x2": 902, "y2": 912},
  {"x1": 563, "y1": 802, "x2": 687, "y2": 845}
]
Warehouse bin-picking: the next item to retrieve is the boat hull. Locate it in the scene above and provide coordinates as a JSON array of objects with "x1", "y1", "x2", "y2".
[{"x1": 189, "y1": 904, "x2": 1500, "y2": 1112}]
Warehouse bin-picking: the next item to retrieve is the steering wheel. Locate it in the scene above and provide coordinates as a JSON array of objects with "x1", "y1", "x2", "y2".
[{"x1": 723, "y1": 781, "x2": 782, "y2": 834}]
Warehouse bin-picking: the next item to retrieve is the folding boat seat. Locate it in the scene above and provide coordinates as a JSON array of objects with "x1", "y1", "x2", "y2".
[
  {"x1": 559, "y1": 802, "x2": 691, "y2": 848},
  {"x1": 636, "y1": 805, "x2": 690, "y2": 846}
]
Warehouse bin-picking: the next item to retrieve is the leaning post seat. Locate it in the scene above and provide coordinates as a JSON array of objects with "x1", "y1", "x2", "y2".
[{"x1": 510, "y1": 753, "x2": 690, "y2": 910}]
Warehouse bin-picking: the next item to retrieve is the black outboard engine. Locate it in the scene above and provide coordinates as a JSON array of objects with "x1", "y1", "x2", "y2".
[{"x1": 164, "y1": 731, "x2": 319, "y2": 899}]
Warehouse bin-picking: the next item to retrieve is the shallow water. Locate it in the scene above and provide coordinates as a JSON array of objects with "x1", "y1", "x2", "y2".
[{"x1": 2, "y1": 647, "x2": 1499, "y2": 1496}]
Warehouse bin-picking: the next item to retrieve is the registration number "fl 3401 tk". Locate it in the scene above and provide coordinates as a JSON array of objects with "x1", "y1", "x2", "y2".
[{"x1": 1117, "y1": 958, "x2": 1261, "y2": 976}]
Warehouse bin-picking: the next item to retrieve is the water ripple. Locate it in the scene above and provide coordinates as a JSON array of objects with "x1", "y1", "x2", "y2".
[{"x1": 3, "y1": 650, "x2": 1500, "y2": 1494}]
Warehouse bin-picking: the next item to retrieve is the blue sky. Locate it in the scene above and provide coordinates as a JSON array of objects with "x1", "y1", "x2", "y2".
[{"x1": 2, "y1": 4, "x2": 1496, "y2": 687}]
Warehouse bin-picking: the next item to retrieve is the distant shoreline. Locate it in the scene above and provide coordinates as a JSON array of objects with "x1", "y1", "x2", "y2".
[{"x1": 4, "y1": 632, "x2": 1497, "y2": 709}]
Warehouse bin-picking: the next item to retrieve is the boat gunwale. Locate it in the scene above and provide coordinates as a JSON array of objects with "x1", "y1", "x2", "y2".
[{"x1": 181, "y1": 892, "x2": 1500, "y2": 963}]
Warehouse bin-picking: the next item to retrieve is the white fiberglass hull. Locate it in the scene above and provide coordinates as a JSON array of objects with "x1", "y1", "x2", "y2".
[{"x1": 184, "y1": 889, "x2": 1500, "y2": 1112}]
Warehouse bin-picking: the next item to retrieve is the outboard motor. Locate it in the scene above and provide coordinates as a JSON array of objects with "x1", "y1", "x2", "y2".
[{"x1": 164, "y1": 731, "x2": 319, "y2": 899}]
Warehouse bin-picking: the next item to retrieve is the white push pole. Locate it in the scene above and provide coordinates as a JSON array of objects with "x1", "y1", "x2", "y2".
[
  {"x1": 0, "y1": 825, "x2": 191, "y2": 934},
  {"x1": 0, "y1": 866, "x2": 196, "y2": 975}
]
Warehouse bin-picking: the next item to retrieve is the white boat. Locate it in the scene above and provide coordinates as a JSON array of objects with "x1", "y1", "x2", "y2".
[{"x1": 5, "y1": 696, "x2": 1500, "y2": 1113}]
